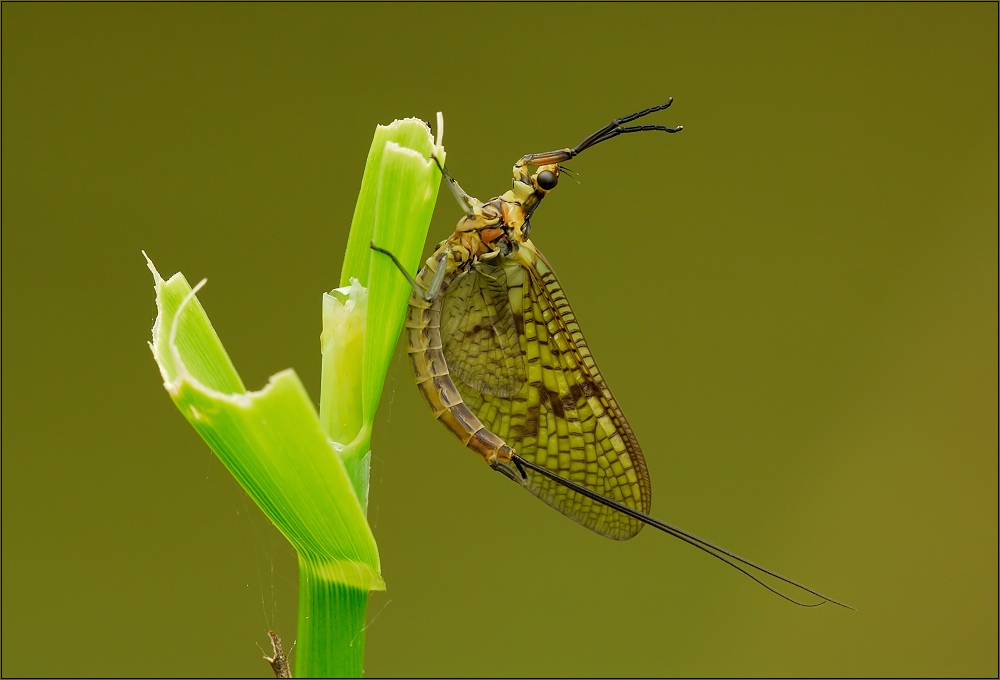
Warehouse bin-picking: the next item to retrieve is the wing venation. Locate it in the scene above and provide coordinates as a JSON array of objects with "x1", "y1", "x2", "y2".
[
  {"x1": 451, "y1": 247, "x2": 651, "y2": 540},
  {"x1": 441, "y1": 261, "x2": 527, "y2": 398}
]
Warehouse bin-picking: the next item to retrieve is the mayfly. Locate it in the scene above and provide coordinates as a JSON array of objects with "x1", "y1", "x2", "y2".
[{"x1": 372, "y1": 99, "x2": 850, "y2": 609}]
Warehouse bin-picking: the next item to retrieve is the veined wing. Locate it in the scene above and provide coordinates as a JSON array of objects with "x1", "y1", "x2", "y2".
[
  {"x1": 447, "y1": 246, "x2": 651, "y2": 540},
  {"x1": 440, "y1": 261, "x2": 526, "y2": 398}
]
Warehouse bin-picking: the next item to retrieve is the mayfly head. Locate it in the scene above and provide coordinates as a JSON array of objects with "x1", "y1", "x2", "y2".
[
  {"x1": 504, "y1": 98, "x2": 682, "y2": 218},
  {"x1": 500, "y1": 162, "x2": 561, "y2": 219},
  {"x1": 441, "y1": 99, "x2": 681, "y2": 262}
]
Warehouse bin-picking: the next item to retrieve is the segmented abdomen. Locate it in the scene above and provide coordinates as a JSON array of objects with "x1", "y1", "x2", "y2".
[{"x1": 404, "y1": 262, "x2": 513, "y2": 464}]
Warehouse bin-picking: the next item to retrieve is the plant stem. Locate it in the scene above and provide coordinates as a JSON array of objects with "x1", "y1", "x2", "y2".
[{"x1": 296, "y1": 556, "x2": 371, "y2": 678}]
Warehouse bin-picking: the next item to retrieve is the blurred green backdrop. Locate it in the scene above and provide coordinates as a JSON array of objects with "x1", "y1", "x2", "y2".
[{"x1": 3, "y1": 3, "x2": 997, "y2": 677}]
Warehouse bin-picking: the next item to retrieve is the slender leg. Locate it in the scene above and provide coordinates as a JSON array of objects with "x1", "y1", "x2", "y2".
[
  {"x1": 369, "y1": 242, "x2": 447, "y2": 303},
  {"x1": 433, "y1": 155, "x2": 477, "y2": 218}
]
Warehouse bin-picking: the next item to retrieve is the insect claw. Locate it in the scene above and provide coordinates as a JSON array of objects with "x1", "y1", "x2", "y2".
[
  {"x1": 490, "y1": 461, "x2": 517, "y2": 483},
  {"x1": 490, "y1": 452, "x2": 528, "y2": 484},
  {"x1": 512, "y1": 455, "x2": 528, "y2": 481}
]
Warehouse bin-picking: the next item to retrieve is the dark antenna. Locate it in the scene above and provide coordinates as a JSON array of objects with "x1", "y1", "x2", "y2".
[{"x1": 519, "y1": 98, "x2": 683, "y2": 167}]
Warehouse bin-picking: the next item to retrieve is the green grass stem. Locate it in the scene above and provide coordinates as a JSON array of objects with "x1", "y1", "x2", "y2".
[{"x1": 147, "y1": 115, "x2": 443, "y2": 677}]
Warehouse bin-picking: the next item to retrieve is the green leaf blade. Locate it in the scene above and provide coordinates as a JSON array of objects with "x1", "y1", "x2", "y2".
[{"x1": 147, "y1": 256, "x2": 383, "y2": 592}]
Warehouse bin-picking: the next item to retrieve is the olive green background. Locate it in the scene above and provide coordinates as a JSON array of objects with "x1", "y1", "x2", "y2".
[{"x1": 3, "y1": 3, "x2": 997, "y2": 678}]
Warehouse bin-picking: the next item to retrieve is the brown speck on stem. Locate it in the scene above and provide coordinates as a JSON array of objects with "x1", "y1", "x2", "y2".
[{"x1": 264, "y1": 630, "x2": 291, "y2": 678}]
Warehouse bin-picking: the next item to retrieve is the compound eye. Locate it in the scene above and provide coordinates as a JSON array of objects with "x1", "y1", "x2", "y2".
[{"x1": 536, "y1": 169, "x2": 558, "y2": 191}]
